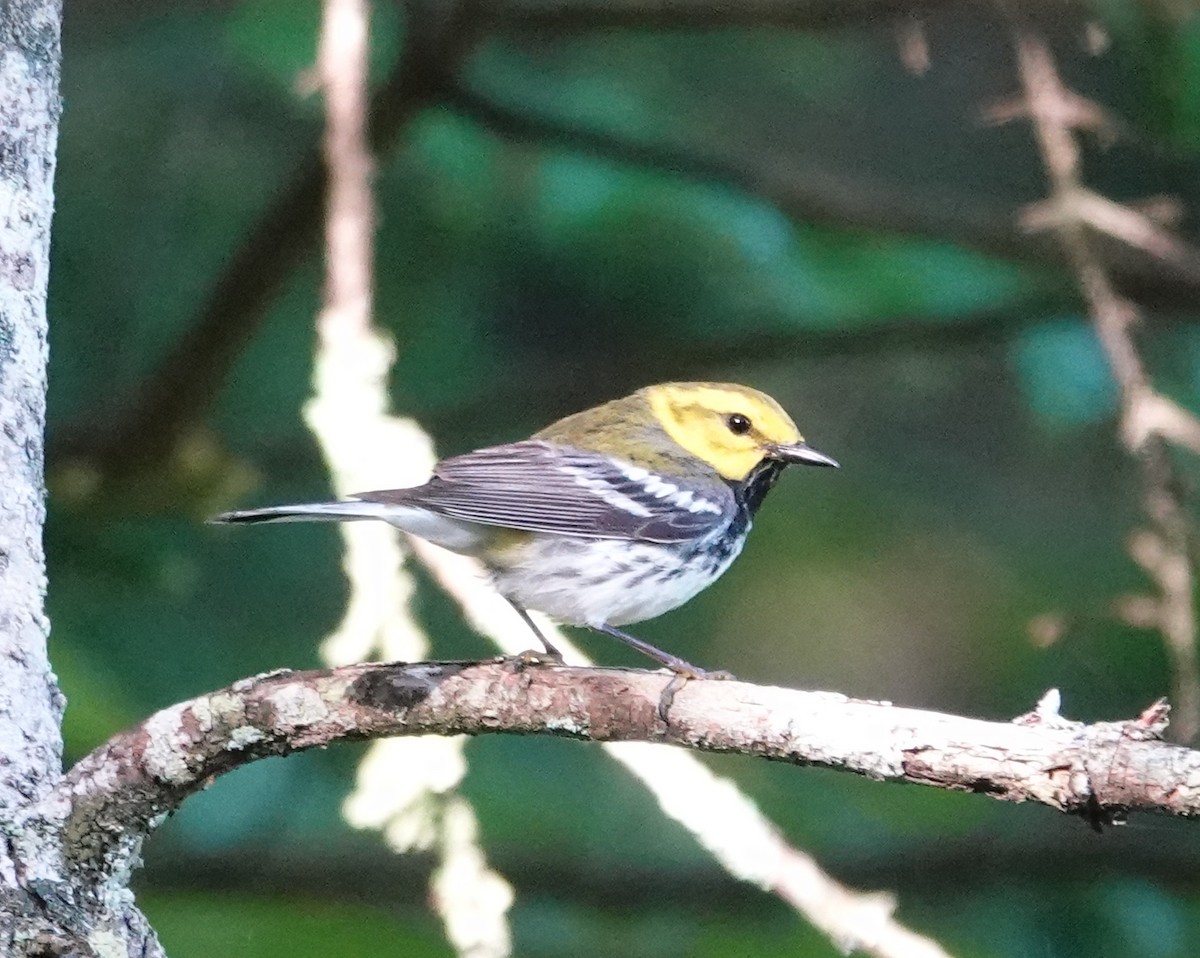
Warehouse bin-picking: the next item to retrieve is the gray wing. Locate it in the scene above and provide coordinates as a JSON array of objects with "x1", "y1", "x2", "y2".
[{"x1": 354, "y1": 440, "x2": 732, "y2": 543}]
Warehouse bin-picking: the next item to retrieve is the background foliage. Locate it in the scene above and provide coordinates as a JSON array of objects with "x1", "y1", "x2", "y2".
[{"x1": 46, "y1": 1, "x2": 1200, "y2": 955}]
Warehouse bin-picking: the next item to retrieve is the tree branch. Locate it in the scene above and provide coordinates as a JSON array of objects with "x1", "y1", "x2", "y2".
[
  {"x1": 1009, "y1": 24, "x2": 1200, "y2": 743},
  {"x1": 444, "y1": 84, "x2": 1200, "y2": 306},
  {"x1": 48, "y1": 662, "x2": 1200, "y2": 884},
  {"x1": 0, "y1": 0, "x2": 65, "y2": 818},
  {"x1": 52, "y1": 0, "x2": 487, "y2": 482}
]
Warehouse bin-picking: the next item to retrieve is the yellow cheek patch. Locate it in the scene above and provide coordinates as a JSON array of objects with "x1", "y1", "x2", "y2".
[{"x1": 647, "y1": 383, "x2": 803, "y2": 482}]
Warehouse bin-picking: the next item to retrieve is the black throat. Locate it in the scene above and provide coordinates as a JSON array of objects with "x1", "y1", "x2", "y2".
[{"x1": 732, "y1": 459, "x2": 786, "y2": 521}]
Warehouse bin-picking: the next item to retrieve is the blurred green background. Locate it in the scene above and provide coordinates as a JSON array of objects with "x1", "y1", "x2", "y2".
[{"x1": 45, "y1": 1, "x2": 1200, "y2": 955}]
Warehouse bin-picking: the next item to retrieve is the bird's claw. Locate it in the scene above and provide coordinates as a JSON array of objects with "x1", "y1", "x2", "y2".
[{"x1": 500, "y1": 649, "x2": 565, "y2": 672}]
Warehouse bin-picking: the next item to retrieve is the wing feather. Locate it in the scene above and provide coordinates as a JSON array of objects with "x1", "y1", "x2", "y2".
[{"x1": 355, "y1": 441, "x2": 731, "y2": 543}]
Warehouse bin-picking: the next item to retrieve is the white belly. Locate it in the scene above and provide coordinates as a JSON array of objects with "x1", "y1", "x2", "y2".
[{"x1": 490, "y1": 532, "x2": 745, "y2": 628}]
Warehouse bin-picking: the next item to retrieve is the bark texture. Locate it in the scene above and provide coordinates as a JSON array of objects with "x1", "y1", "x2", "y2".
[
  {"x1": 0, "y1": 2, "x2": 164, "y2": 954},
  {"x1": 0, "y1": 0, "x2": 63, "y2": 819},
  {"x1": 38, "y1": 661, "x2": 1200, "y2": 881},
  {"x1": 0, "y1": 0, "x2": 67, "y2": 951}
]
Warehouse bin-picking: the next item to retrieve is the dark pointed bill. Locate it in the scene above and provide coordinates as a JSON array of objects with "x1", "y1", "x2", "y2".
[{"x1": 769, "y1": 441, "x2": 840, "y2": 468}]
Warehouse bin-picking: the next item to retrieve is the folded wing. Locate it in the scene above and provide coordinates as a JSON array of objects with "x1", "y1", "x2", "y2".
[{"x1": 355, "y1": 440, "x2": 732, "y2": 543}]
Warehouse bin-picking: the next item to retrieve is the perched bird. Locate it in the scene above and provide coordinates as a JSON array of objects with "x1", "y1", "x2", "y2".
[{"x1": 213, "y1": 382, "x2": 837, "y2": 676}]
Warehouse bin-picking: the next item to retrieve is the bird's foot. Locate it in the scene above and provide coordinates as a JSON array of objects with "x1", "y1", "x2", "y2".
[{"x1": 499, "y1": 648, "x2": 565, "y2": 672}]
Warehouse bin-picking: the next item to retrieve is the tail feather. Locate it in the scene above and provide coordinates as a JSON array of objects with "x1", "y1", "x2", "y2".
[
  {"x1": 212, "y1": 498, "x2": 486, "y2": 553},
  {"x1": 210, "y1": 501, "x2": 397, "y2": 525}
]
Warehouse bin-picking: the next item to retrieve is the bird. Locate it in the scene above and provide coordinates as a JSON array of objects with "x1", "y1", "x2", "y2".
[{"x1": 213, "y1": 381, "x2": 838, "y2": 677}]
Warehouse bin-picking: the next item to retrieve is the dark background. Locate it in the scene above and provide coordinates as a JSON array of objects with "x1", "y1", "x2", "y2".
[{"x1": 45, "y1": 1, "x2": 1200, "y2": 955}]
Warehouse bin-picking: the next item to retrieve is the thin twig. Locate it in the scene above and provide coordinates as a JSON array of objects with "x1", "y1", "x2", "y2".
[
  {"x1": 1010, "y1": 26, "x2": 1200, "y2": 742},
  {"x1": 317, "y1": 0, "x2": 374, "y2": 344}
]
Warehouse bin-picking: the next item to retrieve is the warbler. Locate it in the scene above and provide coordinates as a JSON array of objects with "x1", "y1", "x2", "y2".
[{"x1": 213, "y1": 382, "x2": 837, "y2": 676}]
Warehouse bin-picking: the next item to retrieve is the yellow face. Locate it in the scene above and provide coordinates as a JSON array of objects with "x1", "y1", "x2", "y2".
[{"x1": 645, "y1": 382, "x2": 803, "y2": 481}]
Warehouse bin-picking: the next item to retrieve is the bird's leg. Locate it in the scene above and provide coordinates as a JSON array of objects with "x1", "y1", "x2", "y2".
[
  {"x1": 506, "y1": 600, "x2": 565, "y2": 664},
  {"x1": 594, "y1": 624, "x2": 725, "y2": 676},
  {"x1": 595, "y1": 624, "x2": 734, "y2": 721}
]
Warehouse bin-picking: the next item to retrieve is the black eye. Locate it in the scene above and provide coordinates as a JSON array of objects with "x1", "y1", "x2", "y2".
[{"x1": 726, "y1": 413, "x2": 752, "y2": 435}]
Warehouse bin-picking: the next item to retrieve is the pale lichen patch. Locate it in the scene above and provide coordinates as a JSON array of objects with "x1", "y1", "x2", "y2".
[
  {"x1": 141, "y1": 706, "x2": 195, "y2": 783},
  {"x1": 189, "y1": 696, "x2": 214, "y2": 732},
  {"x1": 208, "y1": 691, "x2": 248, "y2": 726},
  {"x1": 543, "y1": 716, "x2": 587, "y2": 735},
  {"x1": 227, "y1": 726, "x2": 265, "y2": 750},
  {"x1": 267, "y1": 684, "x2": 329, "y2": 729},
  {"x1": 88, "y1": 929, "x2": 127, "y2": 958}
]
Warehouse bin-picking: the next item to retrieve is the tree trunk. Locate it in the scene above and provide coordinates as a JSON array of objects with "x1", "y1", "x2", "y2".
[{"x1": 0, "y1": 2, "x2": 162, "y2": 954}]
